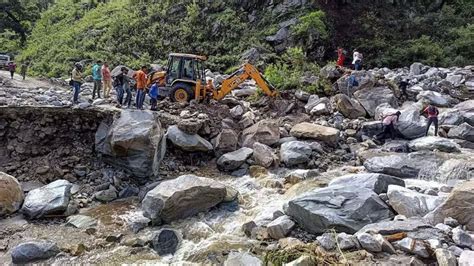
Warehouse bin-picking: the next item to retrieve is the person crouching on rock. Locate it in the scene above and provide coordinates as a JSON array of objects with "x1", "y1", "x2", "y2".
[
  {"x1": 71, "y1": 63, "x2": 84, "y2": 104},
  {"x1": 149, "y1": 80, "x2": 159, "y2": 111},
  {"x1": 375, "y1": 111, "x2": 401, "y2": 142}
]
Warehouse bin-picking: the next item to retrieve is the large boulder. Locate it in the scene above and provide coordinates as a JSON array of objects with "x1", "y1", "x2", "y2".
[
  {"x1": 435, "y1": 158, "x2": 473, "y2": 183},
  {"x1": 167, "y1": 125, "x2": 213, "y2": 152},
  {"x1": 224, "y1": 252, "x2": 262, "y2": 266},
  {"x1": 357, "y1": 218, "x2": 443, "y2": 241},
  {"x1": 280, "y1": 141, "x2": 312, "y2": 167},
  {"x1": 455, "y1": 100, "x2": 474, "y2": 126},
  {"x1": 336, "y1": 71, "x2": 376, "y2": 95},
  {"x1": 0, "y1": 172, "x2": 24, "y2": 217},
  {"x1": 241, "y1": 120, "x2": 280, "y2": 147},
  {"x1": 21, "y1": 180, "x2": 72, "y2": 219},
  {"x1": 217, "y1": 147, "x2": 253, "y2": 171},
  {"x1": 95, "y1": 110, "x2": 165, "y2": 178},
  {"x1": 11, "y1": 241, "x2": 60, "y2": 264},
  {"x1": 328, "y1": 173, "x2": 405, "y2": 194},
  {"x1": 214, "y1": 128, "x2": 239, "y2": 153},
  {"x1": 290, "y1": 122, "x2": 339, "y2": 145},
  {"x1": 396, "y1": 103, "x2": 427, "y2": 139},
  {"x1": 285, "y1": 186, "x2": 394, "y2": 234},
  {"x1": 252, "y1": 142, "x2": 276, "y2": 168},
  {"x1": 448, "y1": 122, "x2": 474, "y2": 142},
  {"x1": 320, "y1": 64, "x2": 342, "y2": 79},
  {"x1": 266, "y1": 215, "x2": 295, "y2": 240},
  {"x1": 387, "y1": 185, "x2": 446, "y2": 217},
  {"x1": 425, "y1": 180, "x2": 474, "y2": 230},
  {"x1": 439, "y1": 109, "x2": 464, "y2": 126},
  {"x1": 408, "y1": 136, "x2": 460, "y2": 153},
  {"x1": 416, "y1": 91, "x2": 451, "y2": 107},
  {"x1": 333, "y1": 94, "x2": 367, "y2": 119},
  {"x1": 142, "y1": 175, "x2": 226, "y2": 224},
  {"x1": 363, "y1": 153, "x2": 443, "y2": 178},
  {"x1": 354, "y1": 86, "x2": 397, "y2": 117}
]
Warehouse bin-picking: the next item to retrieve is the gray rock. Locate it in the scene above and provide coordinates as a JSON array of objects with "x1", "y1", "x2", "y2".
[
  {"x1": 177, "y1": 118, "x2": 203, "y2": 135},
  {"x1": 452, "y1": 227, "x2": 473, "y2": 248},
  {"x1": 295, "y1": 90, "x2": 310, "y2": 102},
  {"x1": 11, "y1": 241, "x2": 60, "y2": 264},
  {"x1": 328, "y1": 173, "x2": 405, "y2": 194},
  {"x1": 336, "y1": 232, "x2": 358, "y2": 250},
  {"x1": 363, "y1": 153, "x2": 443, "y2": 178},
  {"x1": 95, "y1": 110, "x2": 165, "y2": 178},
  {"x1": 217, "y1": 147, "x2": 253, "y2": 171},
  {"x1": 336, "y1": 70, "x2": 376, "y2": 95},
  {"x1": 448, "y1": 122, "x2": 474, "y2": 142},
  {"x1": 354, "y1": 86, "x2": 397, "y2": 117},
  {"x1": 94, "y1": 186, "x2": 118, "y2": 203},
  {"x1": 224, "y1": 252, "x2": 262, "y2": 266},
  {"x1": 214, "y1": 128, "x2": 239, "y2": 153},
  {"x1": 66, "y1": 215, "x2": 97, "y2": 228},
  {"x1": 396, "y1": 106, "x2": 428, "y2": 139},
  {"x1": 167, "y1": 125, "x2": 213, "y2": 152},
  {"x1": 230, "y1": 105, "x2": 244, "y2": 118},
  {"x1": 448, "y1": 245, "x2": 463, "y2": 257},
  {"x1": 151, "y1": 229, "x2": 181, "y2": 256},
  {"x1": 142, "y1": 175, "x2": 226, "y2": 224},
  {"x1": 357, "y1": 233, "x2": 382, "y2": 252},
  {"x1": 280, "y1": 141, "x2": 312, "y2": 166},
  {"x1": 242, "y1": 221, "x2": 257, "y2": 237},
  {"x1": 459, "y1": 250, "x2": 474, "y2": 266},
  {"x1": 241, "y1": 120, "x2": 280, "y2": 147},
  {"x1": 393, "y1": 237, "x2": 431, "y2": 258},
  {"x1": 304, "y1": 95, "x2": 320, "y2": 113},
  {"x1": 357, "y1": 218, "x2": 442, "y2": 240},
  {"x1": 285, "y1": 186, "x2": 394, "y2": 234},
  {"x1": 382, "y1": 140, "x2": 409, "y2": 153},
  {"x1": 416, "y1": 91, "x2": 451, "y2": 107},
  {"x1": 408, "y1": 136, "x2": 460, "y2": 153},
  {"x1": 316, "y1": 233, "x2": 336, "y2": 250},
  {"x1": 410, "y1": 63, "x2": 423, "y2": 75},
  {"x1": 435, "y1": 159, "x2": 473, "y2": 183},
  {"x1": 333, "y1": 94, "x2": 367, "y2": 119},
  {"x1": 439, "y1": 109, "x2": 464, "y2": 126},
  {"x1": 387, "y1": 185, "x2": 447, "y2": 217},
  {"x1": 444, "y1": 217, "x2": 459, "y2": 227},
  {"x1": 290, "y1": 122, "x2": 340, "y2": 146},
  {"x1": 435, "y1": 223, "x2": 452, "y2": 234},
  {"x1": 252, "y1": 142, "x2": 275, "y2": 168},
  {"x1": 320, "y1": 64, "x2": 342, "y2": 79},
  {"x1": 284, "y1": 255, "x2": 314, "y2": 266},
  {"x1": 21, "y1": 180, "x2": 72, "y2": 219},
  {"x1": 266, "y1": 215, "x2": 295, "y2": 240}
]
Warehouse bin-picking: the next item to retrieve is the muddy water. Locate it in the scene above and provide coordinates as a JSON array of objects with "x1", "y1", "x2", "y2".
[{"x1": 0, "y1": 167, "x2": 355, "y2": 264}]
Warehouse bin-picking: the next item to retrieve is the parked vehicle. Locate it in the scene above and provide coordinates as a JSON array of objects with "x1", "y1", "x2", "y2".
[{"x1": 0, "y1": 54, "x2": 11, "y2": 70}]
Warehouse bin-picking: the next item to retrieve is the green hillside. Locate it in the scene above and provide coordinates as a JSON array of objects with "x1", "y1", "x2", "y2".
[{"x1": 1, "y1": 0, "x2": 473, "y2": 78}]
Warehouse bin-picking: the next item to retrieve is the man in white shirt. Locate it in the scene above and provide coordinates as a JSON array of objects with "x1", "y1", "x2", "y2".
[{"x1": 352, "y1": 50, "x2": 363, "y2": 70}]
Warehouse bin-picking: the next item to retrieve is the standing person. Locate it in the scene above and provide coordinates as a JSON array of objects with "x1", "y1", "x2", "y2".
[
  {"x1": 375, "y1": 111, "x2": 401, "y2": 142},
  {"x1": 398, "y1": 78, "x2": 409, "y2": 99},
  {"x1": 7, "y1": 61, "x2": 16, "y2": 79},
  {"x1": 422, "y1": 104, "x2": 439, "y2": 136},
  {"x1": 92, "y1": 60, "x2": 102, "y2": 99},
  {"x1": 336, "y1": 47, "x2": 346, "y2": 68},
  {"x1": 101, "y1": 62, "x2": 112, "y2": 98},
  {"x1": 20, "y1": 61, "x2": 28, "y2": 80},
  {"x1": 121, "y1": 67, "x2": 132, "y2": 108},
  {"x1": 134, "y1": 65, "x2": 147, "y2": 110},
  {"x1": 346, "y1": 71, "x2": 358, "y2": 96},
  {"x1": 71, "y1": 63, "x2": 84, "y2": 104},
  {"x1": 149, "y1": 81, "x2": 159, "y2": 111},
  {"x1": 352, "y1": 49, "x2": 363, "y2": 70},
  {"x1": 113, "y1": 72, "x2": 124, "y2": 105}
]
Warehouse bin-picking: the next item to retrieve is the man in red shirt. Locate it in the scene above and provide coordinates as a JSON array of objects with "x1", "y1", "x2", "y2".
[
  {"x1": 101, "y1": 62, "x2": 112, "y2": 98},
  {"x1": 423, "y1": 105, "x2": 439, "y2": 136},
  {"x1": 134, "y1": 65, "x2": 148, "y2": 109},
  {"x1": 336, "y1": 47, "x2": 345, "y2": 68}
]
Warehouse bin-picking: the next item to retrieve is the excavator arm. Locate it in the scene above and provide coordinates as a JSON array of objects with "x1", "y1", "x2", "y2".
[{"x1": 212, "y1": 63, "x2": 278, "y2": 100}]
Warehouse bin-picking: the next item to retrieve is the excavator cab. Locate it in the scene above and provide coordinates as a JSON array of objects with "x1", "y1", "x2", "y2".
[{"x1": 151, "y1": 53, "x2": 278, "y2": 103}]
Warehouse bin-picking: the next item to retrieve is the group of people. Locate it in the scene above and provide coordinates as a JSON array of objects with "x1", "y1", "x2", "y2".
[
  {"x1": 71, "y1": 62, "x2": 159, "y2": 110},
  {"x1": 375, "y1": 104, "x2": 439, "y2": 142},
  {"x1": 336, "y1": 48, "x2": 363, "y2": 70},
  {"x1": 6, "y1": 61, "x2": 28, "y2": 80}
]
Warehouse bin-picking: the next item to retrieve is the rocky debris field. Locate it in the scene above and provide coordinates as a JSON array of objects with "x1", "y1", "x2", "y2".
[{"x1": 0, "y1": 63, "x2": 474, "y2": 265}]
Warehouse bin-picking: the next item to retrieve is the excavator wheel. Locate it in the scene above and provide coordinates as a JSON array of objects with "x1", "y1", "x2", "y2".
[{"x1": 170, "y1": 83, "x2": 194, "y2": 103}]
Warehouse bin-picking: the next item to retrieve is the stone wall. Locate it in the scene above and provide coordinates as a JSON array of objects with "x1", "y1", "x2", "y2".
[{"x1": 0, "y1": 107, "x2": 115, "y2": 183}]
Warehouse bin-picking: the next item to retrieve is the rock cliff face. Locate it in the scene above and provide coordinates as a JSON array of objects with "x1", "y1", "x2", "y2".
[{"x1": 0, "y1": 107, "x2": 115, "y2": 183}]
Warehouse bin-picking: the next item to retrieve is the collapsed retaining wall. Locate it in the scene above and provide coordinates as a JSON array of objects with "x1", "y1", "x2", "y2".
[{"x1": 0, "y1": 106, "x2": 115, "y2": 183}]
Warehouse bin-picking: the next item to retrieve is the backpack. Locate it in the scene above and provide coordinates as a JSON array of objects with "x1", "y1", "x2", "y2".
[{"x1": 349, "y1": 75, "x2": 359, "y2": 87}]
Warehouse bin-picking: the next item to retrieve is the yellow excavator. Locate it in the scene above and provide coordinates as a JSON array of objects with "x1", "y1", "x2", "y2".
[{"x1": 147, "y1": 53, "x2": 278, "y2": 102}]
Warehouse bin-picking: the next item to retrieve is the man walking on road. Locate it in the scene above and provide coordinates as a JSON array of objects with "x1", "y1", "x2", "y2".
[
  {"x1": 8, "y1": 61, "x2": 16, "y2": 79},
  {"x1": 92, "y1": 60, "x2": 102, "y2": 99},
  {"x1": 134, "y1": 65, "x2": 147, "y2": 109},
  {"x1": 101, "y1": 62, "x2": 112, "y2": 98}
]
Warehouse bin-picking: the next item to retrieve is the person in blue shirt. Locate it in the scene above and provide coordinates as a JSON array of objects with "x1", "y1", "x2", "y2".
[
  {"x1": 92, "y1": 60, "x2": 102, "y2": 99},
  {"x1": 149, "y1": 81, "x2": 159, "y2": 111}
]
